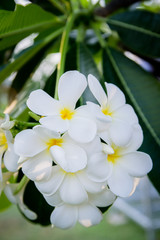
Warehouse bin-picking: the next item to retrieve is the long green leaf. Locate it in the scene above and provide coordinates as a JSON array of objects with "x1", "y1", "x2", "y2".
[
  {"x1": 0, "y1": 4, "x2": 63, "y2": 50},
  {"x1": 103, "y1": 47, "x2": 160, "y2": 193},
  {"x1": 77, "y1": 42, "x2": 101, "y2": 104},
  {"x1": 107, "y1": 10, "x2": 160, "y2": 58},
  {"x1": 0, "y1": 27, "x2": 64, "y2": 84}
]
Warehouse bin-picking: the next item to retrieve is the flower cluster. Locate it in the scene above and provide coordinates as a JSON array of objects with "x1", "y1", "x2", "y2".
[{"x1": 0, "y1": 71, "x2": 152, "y2": 229}]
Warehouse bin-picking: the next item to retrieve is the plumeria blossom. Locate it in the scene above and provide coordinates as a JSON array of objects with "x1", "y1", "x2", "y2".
[
  {"x1": 4, "y1": 181, "x2": 37, "y2": 220},
  {"x1": 89, "y1": 124, "x2": 152, "y2": 197},
  {"x1": 0, "y1": 115, "x2": 19, "y2": 183},
  {"x1": 34, "y1": 136, "x2": 109, "y2": 205},
  {"x1": 27, "y1": 71, "x2": 97, "y2": 143},
  {"x1": 14, "y1": 125, "x2": 90, "y2": 182},
  {"x1": 40, "y1": 185, "x2": 115, "y2": 229},
  {"x1": 87, "y1": 74, "x2": 138, "y2": 146}
]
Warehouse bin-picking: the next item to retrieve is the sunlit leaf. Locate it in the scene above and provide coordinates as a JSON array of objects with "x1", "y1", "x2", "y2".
[{"x1": 107, "y1": 10, "x2": 160, "y2": 58}]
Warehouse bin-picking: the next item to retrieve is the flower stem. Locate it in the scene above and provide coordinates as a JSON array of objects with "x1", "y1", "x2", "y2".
[
  {"x1": 14, "y1": 175, "x2": 29, "y2": 195},
  {"x1": 54, "y1": 14, "x2": 75, "y2": 99},
  {"x1": 48, "y1": 0, "x2": 66, "y2": 14}
]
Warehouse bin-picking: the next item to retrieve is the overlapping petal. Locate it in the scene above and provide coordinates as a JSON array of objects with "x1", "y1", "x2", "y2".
[
  {"x1": 107, "y1": 165, "x2": 134, "y2": 197},
  {"x1": 14, "y1": 129, "x2": 46, "y2": 157},
  {"x1": 78, "y1": 203, "x2": 102, "y2": 227},
  {"x1": 68, "y1": 116, "x2": 97, "y2": 143},
  {"x1": 59, "y1": 173, "x2": 88, "y2": 204},
  {"x1": 50, "y1": 143, "x2": 87, "y2": 172},
  {"x1": 119, "y1": 152, "x2": 152, "y2": 177},
  {"x1": 89, "y1": 188, "x2": 116, "y2": 207},
  {"x1": 105, "y1": 83, "x2": 126, "y2": 111},
  {"x1": 50, "y1": 204, "x2": 78, "y2": 229},
  {"x1": 40, "y1": 115, "x2": 69, "y2": 133},
  {"x1": 22, "y1": 150, "x2": 52, "y2": 181},
  {"x1": 35, "y1": 166, "x2": 65, "y2": 195}
]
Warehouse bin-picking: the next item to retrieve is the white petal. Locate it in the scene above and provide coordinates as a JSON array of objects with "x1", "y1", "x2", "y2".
[
  {"x1": 89, "y1": 188, "x2": 116, "y2": 207},
  {"x1": 88, "y1": 74, "x2": 107, "y2": 106},
  {"x1": 76, "y1": 135, "x2": 102, "y2": 157},
  {"x1": 50, "y1": 204, "x2": 78, "y2": 229},
  {"x1": 86, "y1": 101, "x2": 112, "y2": 123},
  {"x1": 58, "y1": 71, "x2": 87, "y2": 109},
  {"x1": 109, "y1": 120, "x2": 132, "y2": 146},
  {"x1": 108, "y1": 165, "x2": 134, "y2": 197},
  {"x1": 33, "y1": 125, "x2": 60, "y2": 142},
  {"x1": 22, "y1": 150, "x2": 52, "y2": 181},
  {"x1": 120, "y1": 124, "x2": 143, "y2": 154},
  {"x1": 59, "y1": 173, "x2": 88, "y2": 205},
  {"x1": 120, "y1": 152, "x2": 152, "y2": 177},
  {"x1": 40, "y1": 115, "x2": 69, "y2": 133},
  {"x1": 87, "y1": 152, "x2": 112, "y2": 182},
  {"x1": 78, "y1": 203, "x2": 102, "y2": 227},
  {"x1": 113, "y1": 104, "x2": 138, "y2": 125},
  {"x1": 14, "y1": 129, "x2": 46, "y2": 157},
  {"x1": 68, "y1": 116, "x2": 97, "y2": 143},
  {"x1": 27, "y1": 89, "x2": 60, "y2": 116},
  {"x1": 4, "y1": 144, "x2": 19, "y2": 172},
  {"x1": 35, "y1": 165, "x2": 65, "y2": 195},
  {"x1": 50, "y1": 144, "x2": 87, "y2": 172},
  {"x1": 44, "y1": 191, "x2": 63, "y2": 206},
  {"x1": 105, "y1": 83, "x2": 126, "y2": 111},
  {"x1": 77, "y1": 171, "x2": 106, "y2": 194}
]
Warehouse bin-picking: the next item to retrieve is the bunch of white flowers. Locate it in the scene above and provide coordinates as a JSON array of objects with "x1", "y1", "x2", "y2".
[{"x1": 0, "y1": 71, "x2": 152, "y2": 229}]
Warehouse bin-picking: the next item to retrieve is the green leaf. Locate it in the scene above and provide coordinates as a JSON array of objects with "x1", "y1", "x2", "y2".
[
  {"x1": 0, "y1": 4, "x2": 63, "y2": 50},
  {"x1": 77, "y1": 42, "x2": 101, "y2": 104},
  {"x1": 0, "y1": 192, "x2": 11, "y2": 212},
  {"x1": 103, "y1": 47, "x2": 160, "y2": 193},
  {"x1": 0, "y1": 27, "x2": 64, "y2": 84},
  {"x1": 107, "y1": 10, "x2": 160, "y2": 58}
]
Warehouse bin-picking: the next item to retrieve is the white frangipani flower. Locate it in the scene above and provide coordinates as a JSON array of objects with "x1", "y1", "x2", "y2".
[
  {"x1": 27, "y1": 71, "x2": 97, "y2": 143},
  {"x1": 45, "y1": 187, "x2": 115, "y2": 229},
  {"x1": 87, "y1": 74, "x2": 138, "y2": 146},
  {"x1": 4, "y1": 182, "x2": 37, "y2": 220},
  {"x1": 35, "y1": 166, "x2": 107, "y2": 205},
  {"x1": 14, "y1": 125, "x2": 88, "y2": 181},
  {"x1": 91, "y1": 124, "x2": 152, "y2": 197},
  {"x1": 35, "y1": 136, "x2": 110, "y2": 206},
  {"x1": 0, "y1": 115, "x2": 19, "y2": 182}
]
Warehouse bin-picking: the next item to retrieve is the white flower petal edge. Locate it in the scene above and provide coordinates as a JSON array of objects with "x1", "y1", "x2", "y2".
[
  {"x1": 88, "y1": 74, "x2": 107, "y2": 106},
  {"x1": 50, "y1": 203, "x2": 102, "y2": 229},
  {"x1": 58, "y1": 71, "x2": 87, "y2": 109},
  {"x1": 89, "y1": 187, "x2": 116, "y2": 207},
  {"x1": 27, "y1": 89, "x2": 61, "y2": 116},
  {"x1": 50, "y1": 204, "x2": 78, "y2": 229}
]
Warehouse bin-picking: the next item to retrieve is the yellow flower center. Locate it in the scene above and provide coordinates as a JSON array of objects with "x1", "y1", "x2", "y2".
[
  {"x1": 60, "y1": 108, "x2": 74, "y2": 120},
  {"x1": 0, "y1": 130, "x2": 7, "y2": 148},
  {"x1": 107, "y1": 147, "x2": 121, "y2": 164},
  {"x1": 46, "y1": 138, "x2": 63, "y2": 149},
  {"x1": 101, "y1": 106, "x2": 112, "y2": 116}
]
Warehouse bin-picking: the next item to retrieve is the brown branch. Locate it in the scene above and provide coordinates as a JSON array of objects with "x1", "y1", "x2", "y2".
[{"x1": 95, "y1": 0, "x2": 143, "y2": 17}]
